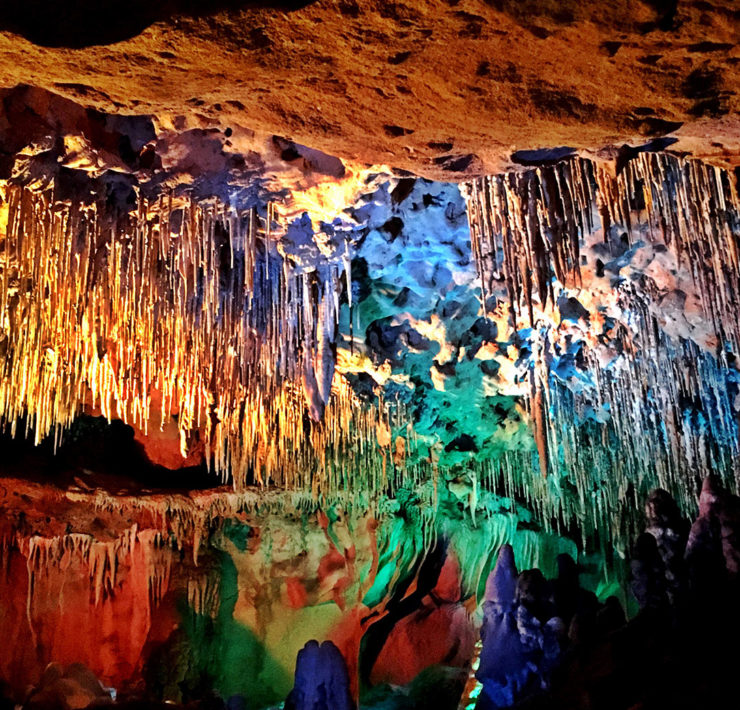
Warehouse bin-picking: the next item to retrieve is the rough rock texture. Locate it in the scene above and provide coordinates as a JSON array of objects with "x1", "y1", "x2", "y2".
[
  {"x1": 0, "y1": 465, "x2": 582, "y2": 705},
  {"x1": 518, "y1": 482, "x2": 740, "y2": 710},
  {"x1": 369, "y1": 551, "x2": 476, "y2": 687},
  {"x1": 1, "y1": 1, "x2": 739, "y2": 178},
  {"x1": 25, "y1": 663, "x2": 111, "y2": 710}
]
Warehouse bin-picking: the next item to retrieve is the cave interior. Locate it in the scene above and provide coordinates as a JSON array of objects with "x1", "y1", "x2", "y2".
[{"x1": 1, "y1": 2, "x2": 740, "y2": 709}]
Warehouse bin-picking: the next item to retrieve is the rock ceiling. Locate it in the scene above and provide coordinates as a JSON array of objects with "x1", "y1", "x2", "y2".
[{"x1": 1, "y1": 0, "x2": 739, "y2": 178}]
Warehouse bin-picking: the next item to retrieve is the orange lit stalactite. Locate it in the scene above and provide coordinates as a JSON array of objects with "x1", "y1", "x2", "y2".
[{"x1": 0, "y1": 185, "x2": 401, "y2": 494}]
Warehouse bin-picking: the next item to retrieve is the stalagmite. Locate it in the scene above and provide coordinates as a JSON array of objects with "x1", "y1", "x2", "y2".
[
  {"x1": 285, "y1": 640, "x2": 355, "y2": 710},
  {"x1": 476, "y1": 546, "x2": 528, "y2": 708}
]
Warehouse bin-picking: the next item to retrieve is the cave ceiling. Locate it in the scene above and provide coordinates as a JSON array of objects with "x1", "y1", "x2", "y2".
[{"x1": 0, "y1": 0, "x2": 739, "y2": 178}]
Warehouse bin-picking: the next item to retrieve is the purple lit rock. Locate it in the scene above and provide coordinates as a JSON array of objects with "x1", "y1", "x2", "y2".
[
  {"x1": 476, "y1": 545, "x2": 535, "y2": 709},
  {"x1": 483, "y1": 544, "x2": 517, "y2": 610},
  {"x1": 285, "y1": 640, "x2": 355, "y2": 710}
]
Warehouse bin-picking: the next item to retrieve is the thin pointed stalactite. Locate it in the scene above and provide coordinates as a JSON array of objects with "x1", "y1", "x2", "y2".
[
  {"x1": 18, "y1": 527, "x2": 172, "y2": 625},
  {"x1": 465, "y1": 153, "x2": 740, "y2": 549},
  {"x1": 466, "y1": 154, "x2": 740, "y2": 339},
  {"x1": 0, "y1": 183, "x2": 405, "y2": 495},
  {"x1": 3, "y1": 151, "x2": 740, "y2": 559},
  {"x1": 465, "y1": 158, "x2": 593, "y2": 325}
]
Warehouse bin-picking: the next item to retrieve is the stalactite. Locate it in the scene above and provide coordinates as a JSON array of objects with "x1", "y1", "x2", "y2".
[
  {"x1": 5, "y1": 149, "x2": 739, "y2": 554},
  {"x1": 611, "y1": 154, "x2": 740, "y2": 349},
  {"x1": 17, "y1": 526, "x2": 172, "y2": 619},
  {"x1": 464, "y1": 152, "x2": 740, "y2": 547},
  {"x1": 59, "y1": 474, "x2": 401, "y2": 562},
  {"x1": 187, "y1": 571, "x2": 221, "y2": 618},
  {"x1": 545, "y1": 305, "x2": 740, "y2": 530},
  {"x1": 0, "y1": 184, "x2": 399, "y2": 495},
  {"x1": 466, "y1": 154, "x2": 740, "y2": 338},
  {"x1": 465, "y1": 158, "x2": 593, "y2": 325}
]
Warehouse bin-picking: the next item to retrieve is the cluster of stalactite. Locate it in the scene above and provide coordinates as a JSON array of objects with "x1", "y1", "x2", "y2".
[
  {"x1": 465, "y1": 159, "x2": 594, "y2": 322},
  {"x1": 602, "y1": 154, "x2": 740, "y2": 349},
  {"x1": 511, "y1": 302, "x2": 737, "y2": 548},
  {"x1": 465, "y1": 152, "x2": 740, "y2": 549},
  {"x1": 63, "y1": 484, "x2": 377, "y2": 564},
  {"x1": 0, "y1": 484, "x2": 362, "y2": 658},
  {"x1": 0, "y1": 184, "x2": 401, "y2": 491},
  {"x1": 549, "y1": 334, "x2": 737, "y2": 544},
  {"x1": 466, "y1": 153, "x2": 740, "y2": 334},
  {"x1": 3, "y1": 527, "x2": 173, "y2": 616}
]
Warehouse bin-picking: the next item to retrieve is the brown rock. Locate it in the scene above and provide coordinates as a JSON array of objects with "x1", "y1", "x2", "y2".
[{"x1": 0, "y1": 1, "x2": 738, "y2": 178}]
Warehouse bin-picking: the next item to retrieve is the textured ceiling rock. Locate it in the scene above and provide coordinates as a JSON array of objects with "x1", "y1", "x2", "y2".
[{"x1": 1, "y1": 1, "x2": 739, "y2": 178}]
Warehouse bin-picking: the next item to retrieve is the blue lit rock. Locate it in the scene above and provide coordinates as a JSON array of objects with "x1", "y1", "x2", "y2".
[{"x1": 284, "y1": 640, "x2": 354, "y2": 710}]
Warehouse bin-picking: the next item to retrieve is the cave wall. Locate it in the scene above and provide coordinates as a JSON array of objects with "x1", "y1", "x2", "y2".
[{"x1": 0, "y1": 483, "x2": 589, "y2": 705}]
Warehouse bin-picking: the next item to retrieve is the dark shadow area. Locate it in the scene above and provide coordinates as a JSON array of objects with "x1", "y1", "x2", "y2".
[
  {"x1": 511, "y1": 147, "x2": 576, "y2": 167},
  {"x1": 0, "y1": 414, "x2": 216, "y2": 492},
  {"x1": 518, "y1": 600, "x2": 740, "y2": 710},
  {"x1": 0, "y1": 1, "x2": 317, "y2": 48},
  {"x1": 481, "y1": 479, "x2": 740, "y2": 710}
]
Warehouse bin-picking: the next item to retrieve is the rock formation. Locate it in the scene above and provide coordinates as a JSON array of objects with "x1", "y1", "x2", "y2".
[
  {"x1": 1, "y1": 1, "x2": 739, "y2": 177},
  {"x1": 285, "y1": 640, "x2": 355, "y2": 710},
  {"x1": 0, "y1": 4, "x2": 739, "y2": 709},
  {"x1": 474, "y1": 545, "x2": 613, "y2": 709}
]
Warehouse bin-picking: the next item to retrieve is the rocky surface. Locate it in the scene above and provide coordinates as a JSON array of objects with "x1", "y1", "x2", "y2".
[
  {"x1": 2, "y1": 4, "x2": 740, "y2": 708},
  {"x1": 1, "y1": 1, "x2": 739, "y2": 178},
  {"x1": 1, "y1": 430, "x2": 738, "y2": 709},
  {"x1": 0, "y1": 465, "x2": 581, "y2": 705},
  {"x1": 285, "y1": 640, "x2": 355, "y2": 710},
  {"x1": 24, "y1": 663, "x2": 112, "y2": 710},
  {"x1": 470, "y1": 545, "x2": 617, "y2": 710},
  {"x1": 515, "y1": 480, "x2": 740, "y2": 710}
]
